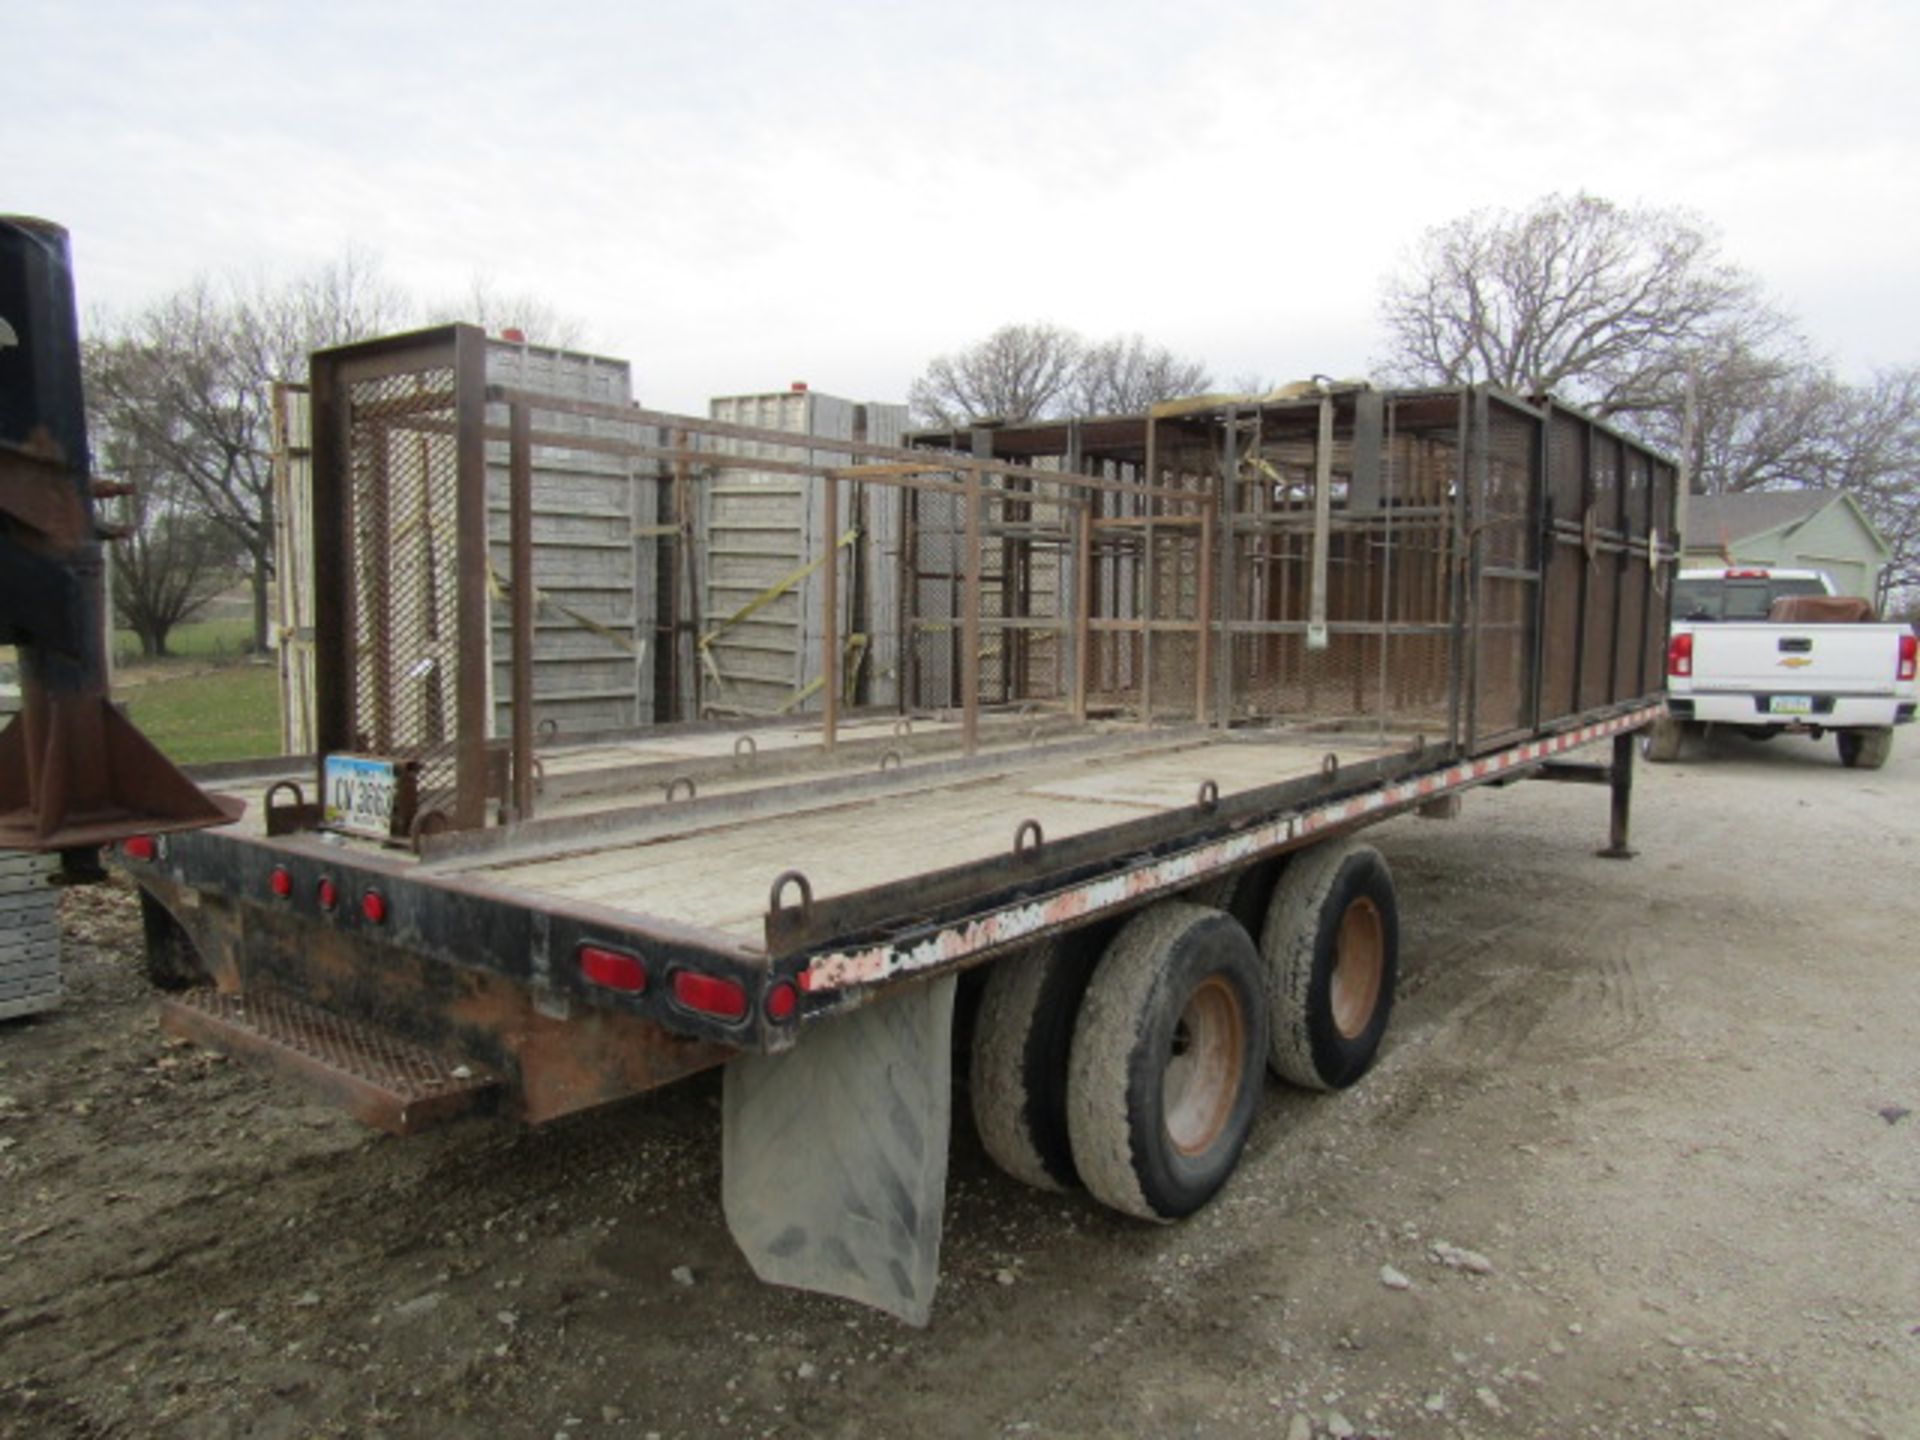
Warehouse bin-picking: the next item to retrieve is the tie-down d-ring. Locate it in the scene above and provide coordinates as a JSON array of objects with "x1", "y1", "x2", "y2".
[
  {"x1": 665, "y1": 775, "x2": 697, "y2": 802},
  {"x1": 769, "y1": 869, "x2": 813, "y2": 919}
]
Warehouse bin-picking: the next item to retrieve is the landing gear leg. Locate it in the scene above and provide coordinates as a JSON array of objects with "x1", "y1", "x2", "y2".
[{"x1": 1598, "y1": 731, "x2": 1637, "y2": 861}]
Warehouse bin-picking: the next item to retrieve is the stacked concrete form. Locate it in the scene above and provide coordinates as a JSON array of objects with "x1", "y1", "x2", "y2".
[{"x1": 0, "y1": 852, "x2": 58, "y2": 1020}]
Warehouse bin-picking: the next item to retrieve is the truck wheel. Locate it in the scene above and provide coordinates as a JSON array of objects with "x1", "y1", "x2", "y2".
[
  {"x1": 1640, "y1": 716, "x2": 1686, "y2": 763},
  {"x1": 1066, "y1": 902, "x2": 1266, "y2": 1222},
  {"x1": 1260, "y1": 842, "x2": 1398, "y2": 1091},
  {"x1": 1184, "y1": 857, "x2": 1285, "y2": 936},
  {"x1": 1838, "y1": 727, "x2": 1894, "y2": 770},
  {"x1": 970, "y1": 930, "x2": 1105, "y2": 1192}
]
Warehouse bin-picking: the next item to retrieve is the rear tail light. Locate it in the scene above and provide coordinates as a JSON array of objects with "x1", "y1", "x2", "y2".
[
  {"x1": 316, "y1": 877, "x2": 339, "y2": 911},
  {"x1": 580, "y1": 944, "x2": 648, "y2": 994},
  {"x1": 673, "y1": 970, "x2": 748, "y2": 1021},
  {"x1": 765, "y1": 979, "x2": 799, "y2": 1023},
  {"x1": 361, "y1": 890, "x2": 388, "y2": 925},
  {"x1": 1666, "y1": 632, "x2": 1693, "y2": 678},
  {"x1": 1899, "y1": 633, "x2": 1916, "y2": 683},
  {"x1": 269, "y1": 866, "x2": 293, "y2": 899},
  {"x1": 121, "y1": 835, "x2": 158, "y2": 862}
]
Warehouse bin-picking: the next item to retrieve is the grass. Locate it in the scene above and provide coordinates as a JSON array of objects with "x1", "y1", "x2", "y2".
[
  {"x1": 111, "y1": 615, "x2": 256, "y2": 666},
  {"x1": 120, "y1": 661, "x2": 282, "y2": 765}
]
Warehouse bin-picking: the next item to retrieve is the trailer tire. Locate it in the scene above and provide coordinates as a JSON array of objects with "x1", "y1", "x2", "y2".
[
  {"x1": 970, "y1": 931, "x2": 1105, "y2": 1192},
  {"x1": 1184, "y1": 858, "x2": 1287, "y2": 937},
  {"x1": 1066, "y1": 902, "x2": 1266, "y2": 1222},
  {"x1": 1838, "y1": 727, "x2": 1894, "y2": 770},
  {"x1": 1260, "y1": 842, "x2": 1398, "y2": 1091},
  {"x1": 1640, "y1": 716, "x2": 1686, "y2": 763}
]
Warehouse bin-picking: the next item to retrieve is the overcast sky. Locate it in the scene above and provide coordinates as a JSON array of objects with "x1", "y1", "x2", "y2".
[{"x1": 9, "y1": 0, "x2": 1917, "y2": 412}]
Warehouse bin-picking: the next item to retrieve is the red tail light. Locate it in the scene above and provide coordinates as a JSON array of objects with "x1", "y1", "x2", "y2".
[
  {"x1": 121, "y1": 835, "x2": 158, "y2": 862},
  {"x1": 361, "y1": 890, "x2": 388, "y2": 925},
  {"x1": 765, "y1": 980, "x2": 799, "y2": 1023},
  {"x1": 673, "y1": 970, "x2": 748, "y2": 1021},
  {"x1": 269, "y1": 866, "x2": 293, "y2": 898},
  {"x1": 1900, "y1": 633, "x2": 1916, "y2": 683},
  {"x1": 580, "y1": 944, "x2": 648, "y2": 994},
  {"x1": 1724, "y1": 568, "x2": 1770, "y2": 579},
  {"x1": 1666, "y1": 632, "x2": 1693, "y2": 678},
  {"x1": 317, "y1": 877, "x2": 339, "y2": 911}
]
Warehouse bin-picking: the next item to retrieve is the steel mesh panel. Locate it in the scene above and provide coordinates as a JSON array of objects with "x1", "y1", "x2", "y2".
[
  {"x1": 1472, "y1": 402, "x2": 1537, "y2": 739},
  {"x1": 346, "y1": 367, "x2": 462, "y2": 816}
]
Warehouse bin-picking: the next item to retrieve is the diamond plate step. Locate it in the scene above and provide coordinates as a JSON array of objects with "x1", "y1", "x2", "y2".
[{"x1": 158, "y1": 988, "x2": 498, "y2": 1135}]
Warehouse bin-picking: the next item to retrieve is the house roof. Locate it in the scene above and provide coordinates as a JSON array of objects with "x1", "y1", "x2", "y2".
[{"x1": 1686, "y1": 489, "x2": 1839, "y2": 545}]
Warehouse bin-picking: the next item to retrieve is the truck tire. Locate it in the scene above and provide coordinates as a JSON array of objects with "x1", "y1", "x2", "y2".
[
  {"x1": 1838, "y1": 727, "x2": 1894, "y2": 770},
  {"x1": 1066, "y1": 902, "x2": 1266, "y2": 1222},
  {"x1": 1640, "y1": 716, "x2": 1686, "y2": 763},
  {"x1": 1260, "y1": 841, "x2": 1398, "y2": 1091},
  {"x1": 970, "y1": 930, "x2": 1105, "y2": 1192},
  {"x1": 1183, "y1": 857, "x2": 1286, "y2": 936}
]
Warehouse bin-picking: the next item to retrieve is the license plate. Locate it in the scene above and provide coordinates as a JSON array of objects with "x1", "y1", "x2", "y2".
[
  {"x1": 1768, "y1": 694, "x2": 1814, "y2": 716},
  {"x1": 323, "y1": 755, "x2": 401, "y2": 838}
]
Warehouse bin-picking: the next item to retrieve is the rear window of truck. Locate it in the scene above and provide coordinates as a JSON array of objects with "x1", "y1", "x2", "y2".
[{"x1": 1673, "y1": 576, "x2": 1828, "y2": 621}]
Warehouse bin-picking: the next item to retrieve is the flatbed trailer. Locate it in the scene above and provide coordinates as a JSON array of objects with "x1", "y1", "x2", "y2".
[{"x1": 109, "y1": 327, "x2": 1680, "y2": 1324}]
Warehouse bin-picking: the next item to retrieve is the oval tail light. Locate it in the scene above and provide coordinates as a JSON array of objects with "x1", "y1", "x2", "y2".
[
  {"x1": 580, "y1": 944, "x2": 648, "y2": 994},
  {"x1": 672, "y1": 970, "x2": 748, "y2": 1021}
]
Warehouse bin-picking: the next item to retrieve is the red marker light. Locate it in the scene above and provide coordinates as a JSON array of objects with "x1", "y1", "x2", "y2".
[
  {"x1": 579, "y1": 945, "x2": 648, "y2": 993},
  {"x1": 765, "y1": 980, "x2": 799, "y2": 1023},
  {"x1": 361, "y1": 889, "x2": 388, "y2": 925},
  {"x1": 122, "y1": 835, "x2": 158, "y2": 862},
  {"x1": 269, "y1": 866, "x2": 293, "y2": 898},
  {"x1": 673, "y1": 970, "x2": 749, "y2": 1021},
  {"x1": 317, "y1": 877, "x2": 339, "y2": 911}
]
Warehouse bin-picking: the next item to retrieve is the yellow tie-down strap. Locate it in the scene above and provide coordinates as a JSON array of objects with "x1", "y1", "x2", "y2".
[
  {"x1": 486, "y1": 566, "x2": 641, "y2": 655},
  {"x1": 697, "y1": 526, "x2": 862, "y2": 653}
]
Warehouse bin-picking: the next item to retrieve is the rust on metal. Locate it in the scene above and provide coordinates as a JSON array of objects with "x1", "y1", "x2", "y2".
[{"x1": 159, "y1": 987, "x2": 499, "y2": 1135}]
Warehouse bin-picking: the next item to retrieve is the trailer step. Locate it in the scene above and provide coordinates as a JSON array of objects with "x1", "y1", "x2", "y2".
[{"x1": 158, "y1": 988, "x2": 498, "y2": 1135}]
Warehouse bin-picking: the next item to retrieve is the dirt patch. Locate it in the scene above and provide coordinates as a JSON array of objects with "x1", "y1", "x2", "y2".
[{"x1": 2, "y1": 726, "x2": 1915, "y2": 1438}]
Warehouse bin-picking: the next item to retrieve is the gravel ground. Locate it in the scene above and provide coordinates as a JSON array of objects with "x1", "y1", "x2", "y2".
[{"x1": 0, "y1": 726, "x2": 1915, "y2": 1439}]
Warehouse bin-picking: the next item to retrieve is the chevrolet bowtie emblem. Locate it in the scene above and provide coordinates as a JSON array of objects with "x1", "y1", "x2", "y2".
[{"x1": 1777, "y1": 656, "x2": 1813, "y2": 669}]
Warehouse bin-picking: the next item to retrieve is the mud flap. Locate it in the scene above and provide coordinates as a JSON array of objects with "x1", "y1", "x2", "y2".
[{"x1": 722, "y1": 974, "x2": 955, "y2": 1326}]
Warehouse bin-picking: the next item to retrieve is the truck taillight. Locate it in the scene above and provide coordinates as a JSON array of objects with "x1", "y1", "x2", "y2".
[
  {"x1": 361, "y1": 890, "x2": 388, "y2": 925},
  {"x1": 269, "y1": 866, "x2": 293, "y2": 898},
  {"x1": 1900, "y1": 633, "x2": 1917, "y2": 683},
  {"x1": 317, "y1": 877, "x2": 339, "y2": 911},
  {"x1": 121, "y1": 835, "x2": 158, "y2": 862},
  {"x1": 673, "y1": 970, "x2": 748, "y2": 1021},
  {"x1": 1667, "y1": 632, "x2": 1693, "y2": 678},
  {"x1": 580, "y1": 944, "x2": 648, "y2": 994}
]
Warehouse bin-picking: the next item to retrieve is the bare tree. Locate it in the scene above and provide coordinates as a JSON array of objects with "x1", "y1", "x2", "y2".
[
  {"x1": 908, "y1": 323, "x2": 1086, "y2": 427},
  {"x1": 424, "y1": 275, "x2": 588, "y2": 349},
  {"x1": 1377, "y1": 194, "x2": 1780, "y2": 420},
  {"x1": 1072, "y1": 334, "x2": 1212, "y2": 415},
  {"x1": 909, "y1": 323, "x2": 1214, "y2": 426},
  {"x1": 84, "y1": 252, "x2": 412, "y2": 652},
  {"x1": 107, "y1": 484, "x2": 245, "y2": 658}
]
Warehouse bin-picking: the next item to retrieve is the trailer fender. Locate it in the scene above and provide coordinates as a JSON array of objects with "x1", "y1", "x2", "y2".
[{"x1": 722, "y1": 973, "x2": 957, "y2": 1327}]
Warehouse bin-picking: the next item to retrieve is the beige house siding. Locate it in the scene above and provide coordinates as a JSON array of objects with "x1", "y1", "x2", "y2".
[{"x1": 1680, "y1": 495, "x2": 1888, "y2": 599}]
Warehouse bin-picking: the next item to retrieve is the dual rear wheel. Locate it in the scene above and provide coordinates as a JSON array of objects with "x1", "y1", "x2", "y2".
[{"x1": 970, "y1": 841, "x2": 1398, "y2": 1221}]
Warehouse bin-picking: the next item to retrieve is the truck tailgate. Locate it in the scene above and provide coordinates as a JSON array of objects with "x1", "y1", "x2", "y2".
[{"x1": 1689, "y1": 622, "x2": 1903, "y2": 694}]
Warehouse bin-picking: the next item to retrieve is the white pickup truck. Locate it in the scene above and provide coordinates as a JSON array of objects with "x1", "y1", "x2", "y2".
[{"x1": 1647, "y1": 567, "x2": 1917, "y2": 768}]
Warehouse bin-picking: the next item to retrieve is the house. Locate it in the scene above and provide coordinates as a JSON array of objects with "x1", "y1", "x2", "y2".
[{"x1": 1683, "y1": 490, "x2": 1892, "y2": 601}]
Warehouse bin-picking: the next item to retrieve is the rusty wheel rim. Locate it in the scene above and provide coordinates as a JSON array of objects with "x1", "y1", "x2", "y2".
[
  {"x1": 1163, "y1": 975, "x2": 1245, "y2": 1156},
  {"x1": 1331, "y1": 896, "x2": 1385, "y2": 1039}
]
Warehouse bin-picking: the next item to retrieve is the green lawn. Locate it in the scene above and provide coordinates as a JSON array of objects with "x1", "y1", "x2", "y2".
[
  {"x1": 121, "y1": 662, "x2": 282, "y2": 765},
  {"x1": 112, "y1": 615, "x2": 256, "y2": 666}
]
